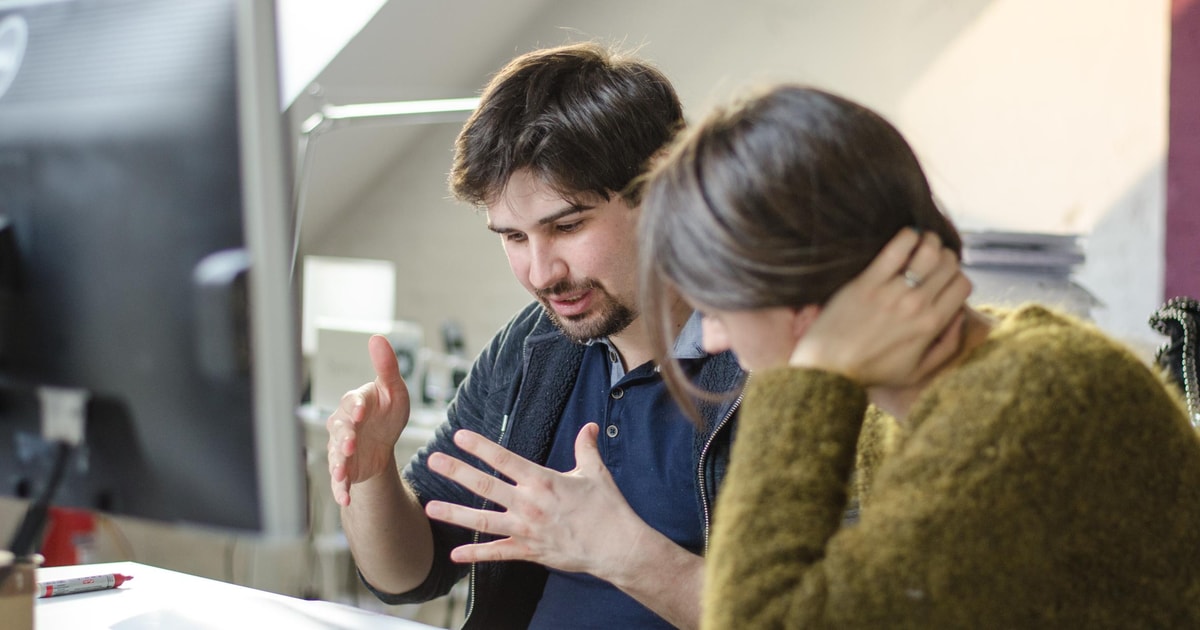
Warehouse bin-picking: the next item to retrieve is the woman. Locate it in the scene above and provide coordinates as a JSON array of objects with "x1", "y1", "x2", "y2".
[{"x1": 638, "y1": 85, "x2": 1200, "y2": 628}]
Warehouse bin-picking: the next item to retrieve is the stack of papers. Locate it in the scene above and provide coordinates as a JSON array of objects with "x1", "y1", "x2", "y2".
[
  {"x1": 959, "y1": 230, "x2": 1099, "y2": 317},
  {"x1": 961, "y1": 230, "x2": 1085, "y2": 272}
]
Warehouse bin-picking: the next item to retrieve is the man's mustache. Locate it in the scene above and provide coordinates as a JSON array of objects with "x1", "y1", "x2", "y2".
[{"x1": 536, "y1": 279, "x2": 601, "y2": 300}]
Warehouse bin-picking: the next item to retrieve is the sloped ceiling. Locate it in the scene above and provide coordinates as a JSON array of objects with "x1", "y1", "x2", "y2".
[
  {"x1": 286, "y1": 0, "x2": 555, "y2": 253},
  {"x1": 286, "y1": 0, "x2": 999, "y2": 256}
]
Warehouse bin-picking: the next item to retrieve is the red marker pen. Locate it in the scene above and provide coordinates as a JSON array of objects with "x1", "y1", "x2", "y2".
[{"x1": 37, "y1": 572, "x2": 133, "y2": 598}]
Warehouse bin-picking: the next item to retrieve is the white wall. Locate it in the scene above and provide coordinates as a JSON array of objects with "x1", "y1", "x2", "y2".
[
  {"x1": 311, "y1": 124, "x2": 533, "y2": 358},
  {"x1": 309, "y1": 0, "x2": 1169, "y2": 356}
]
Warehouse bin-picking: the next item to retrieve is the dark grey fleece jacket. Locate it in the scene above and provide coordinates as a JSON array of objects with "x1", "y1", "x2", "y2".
[{"x1": 362, "y1": 301, "x2": 745, "y2": 629}]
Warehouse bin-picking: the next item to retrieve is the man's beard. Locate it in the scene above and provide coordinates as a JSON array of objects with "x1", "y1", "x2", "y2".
[{"x1": 537, "y1": 279, "x2": 637, "y2": 342}]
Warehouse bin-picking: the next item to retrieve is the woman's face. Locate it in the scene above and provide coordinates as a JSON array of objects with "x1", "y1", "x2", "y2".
[{"x1": 697, "y1": 305, "x2": 802, "y2": 371}]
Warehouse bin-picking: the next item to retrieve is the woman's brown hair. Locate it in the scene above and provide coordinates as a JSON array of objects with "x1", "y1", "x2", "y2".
[{"x1": 639, "y1": 85, "x2": 961, "y2": 420}]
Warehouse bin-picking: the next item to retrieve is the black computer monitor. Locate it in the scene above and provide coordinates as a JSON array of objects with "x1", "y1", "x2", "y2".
[{"x1": 0, "y1": 0, "x2": 307, "y2": 538}]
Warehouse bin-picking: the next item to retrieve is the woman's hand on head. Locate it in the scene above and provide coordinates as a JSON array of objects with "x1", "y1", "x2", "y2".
[{"x1": 788, "y1": 228, "x2": 972, "y2": 388}]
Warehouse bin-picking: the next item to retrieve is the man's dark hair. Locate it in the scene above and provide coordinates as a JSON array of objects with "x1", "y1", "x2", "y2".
[{"x1": 449, "y1": 42, "x2": 683, "y2": 207}]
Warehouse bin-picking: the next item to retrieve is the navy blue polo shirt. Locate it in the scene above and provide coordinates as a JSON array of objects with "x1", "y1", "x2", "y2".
[{"x1": 528, "y1": 313, "x2": 707, "y2": 629}]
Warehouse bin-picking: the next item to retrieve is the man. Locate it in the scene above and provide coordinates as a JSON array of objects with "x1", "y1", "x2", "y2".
[{"x1": 325, "y1": 42, "x2": 744, "y2": 629}]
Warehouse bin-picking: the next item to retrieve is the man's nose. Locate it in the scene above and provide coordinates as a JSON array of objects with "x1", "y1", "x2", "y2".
[{"x1": 528, "y1": 240, "x2": 568, "y2": 291}]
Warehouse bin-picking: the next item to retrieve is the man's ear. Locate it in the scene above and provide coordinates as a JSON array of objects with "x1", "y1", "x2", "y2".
[{"x1": 792, "y1": 305, "x2": 821, "y2": 339}]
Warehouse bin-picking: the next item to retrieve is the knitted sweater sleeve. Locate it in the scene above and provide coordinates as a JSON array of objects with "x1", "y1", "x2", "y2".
[{"x1": 701, "y1": 368, "x2": 867, "y2": 629}]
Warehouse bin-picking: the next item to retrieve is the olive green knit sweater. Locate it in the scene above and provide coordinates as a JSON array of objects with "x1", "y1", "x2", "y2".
[{"x1": 703, "y1": 305, "x2": 1200, "y2": 629}]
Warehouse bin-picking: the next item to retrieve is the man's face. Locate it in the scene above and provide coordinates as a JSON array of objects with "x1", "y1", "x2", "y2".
[{"x1": 487, "y1": 169, "x2": 641, "y2": 342}]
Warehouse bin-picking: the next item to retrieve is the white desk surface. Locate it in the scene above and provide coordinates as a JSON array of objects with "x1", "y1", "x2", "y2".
[{"x1": 36, "y1": 561, "x2": 438, "y2": 629}]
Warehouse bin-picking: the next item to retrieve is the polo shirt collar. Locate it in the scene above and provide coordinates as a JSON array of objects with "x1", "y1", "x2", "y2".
[{"x1": 583, "y1": 311, "x2": 706, "y2": 385}]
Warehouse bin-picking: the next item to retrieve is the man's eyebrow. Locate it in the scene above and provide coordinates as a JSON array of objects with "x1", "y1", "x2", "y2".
[
  {"x1": 537, "y1": 204, "x2": 592, "y2": 226},
  {"x1": 487, "y1": 204, "x2": 594, "y2": 234},
  {"x1": 486, "y1": 223, "x2": 514, "y2": 235}
]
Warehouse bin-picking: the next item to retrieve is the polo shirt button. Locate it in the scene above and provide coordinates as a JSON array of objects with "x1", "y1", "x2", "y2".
[
  {"x1": 606, "y1": 424, "x2": 619, "y2": 438},
  {"x1": 608, "y1": 350, "x2": 619, "y2": 363},
  {"x1": 610, "y1": 388, "x2": 624, "y2": 400}
]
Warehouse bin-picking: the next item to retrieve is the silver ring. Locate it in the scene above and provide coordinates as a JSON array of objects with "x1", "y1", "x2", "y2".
[{"x1": 903, "y1": 269, "x2": 923, "y2": 289}]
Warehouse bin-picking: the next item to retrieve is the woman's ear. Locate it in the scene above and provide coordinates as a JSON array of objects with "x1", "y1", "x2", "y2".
[{"x1": 792, "y1": 305, "x2": 821, "y2": 339}]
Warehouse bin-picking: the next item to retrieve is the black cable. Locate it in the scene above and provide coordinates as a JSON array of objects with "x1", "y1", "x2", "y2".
[{"x1": 0, "y1": 440, "x2": 74, "y2": 588}]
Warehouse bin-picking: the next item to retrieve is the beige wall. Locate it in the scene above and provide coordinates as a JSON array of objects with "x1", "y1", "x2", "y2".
[{"x1": 308, "y1": 0, "x2": 1169, "y2": 357}]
